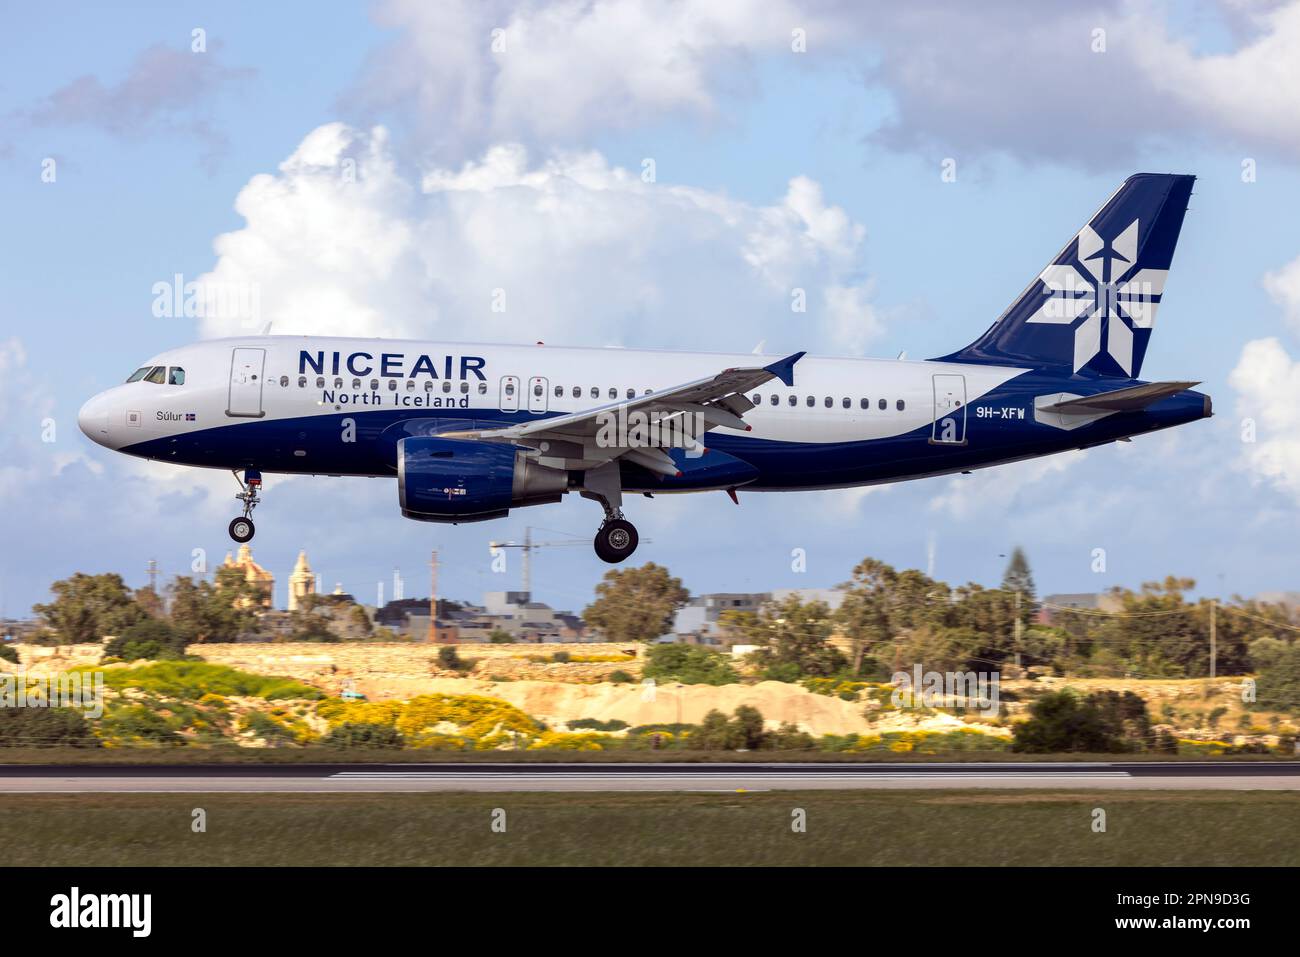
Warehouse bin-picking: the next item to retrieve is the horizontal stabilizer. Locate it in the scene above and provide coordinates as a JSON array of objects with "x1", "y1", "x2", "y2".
[{"x1": 1039, "y1": 380, "x2": 1199, "y2": 414}]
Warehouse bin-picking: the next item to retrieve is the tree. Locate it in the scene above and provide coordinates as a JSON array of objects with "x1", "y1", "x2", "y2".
[
  {"x1": 166, "y1": 571, "x2": 260, "y2": 643},
  {"x1": 730, "y1": 596, "x2": 846, "y2": 679},
  {"x1": 1001, "y1": 546, "x2": 1038, "y2": 608},
  {"x1": 1253, "y1": 646, "x2": 1300, "y2": 714},
  {"x1": 32, "y1": 573, "x2": 147, "y2": 644},
  {"x1": 583, "y1": 563, "x2": 689, "y2": 643}
]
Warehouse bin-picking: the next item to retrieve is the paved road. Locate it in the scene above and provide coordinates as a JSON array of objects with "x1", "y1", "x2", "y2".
[{"x1": 2, "y1": 762, "x2": 1299, "y2": 792}]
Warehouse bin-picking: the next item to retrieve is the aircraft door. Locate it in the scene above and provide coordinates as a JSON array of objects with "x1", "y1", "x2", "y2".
[
  {"x1": 227, "y1": 347, "x2": 266, "y2": 418},
  {"x1": 527, "y1": 376, "x2": 549, "y2": 414},
  {"x1": 930, "y1": 373, "x2": 967, "y2": 445},
  {"x1": 499, "y1": 375, "x2": 520, "y2": 412}
]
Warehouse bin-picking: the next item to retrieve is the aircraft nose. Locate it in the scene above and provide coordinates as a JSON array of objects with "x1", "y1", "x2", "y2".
[{"x1": 78, "y1": 393, "x2": 111, "y2": 445}]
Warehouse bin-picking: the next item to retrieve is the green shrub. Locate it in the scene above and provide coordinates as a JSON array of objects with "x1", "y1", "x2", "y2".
[
  {"x1": 0, "y1": 645, "x2": 18, "y2": 664},
  {"x1": 607, "y1": 670, "x2": 634, "y2": 683},
  {"x1": 568, "y1": 718, "x2": 628, "y2": 732},
  {"x1": 104, "y1": 618, "x2": 190, "y2": 661},
  {"x1": 642, "y1": 644, "x2": 738, "y2": 685},
  {"x1": 0, "y1": 707, "x2": 99, "y2": 748},
  {"x1": 98, "y1": 704, "x2": 184, "y2": 746},
  {"x1": 94, "y1": 662, "x2": 322, "y2": 701},
  {"x1": 551, "y1": 651, "x2": 571, "y2": 663},
  {"x1": 325, "y1": 721, "x2": 406, "y2": 749}
]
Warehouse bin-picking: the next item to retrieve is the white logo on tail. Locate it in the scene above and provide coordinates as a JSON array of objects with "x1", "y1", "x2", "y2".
[{"x1": 1027, "y1": 219, "x2": 1166, "y2": 375}]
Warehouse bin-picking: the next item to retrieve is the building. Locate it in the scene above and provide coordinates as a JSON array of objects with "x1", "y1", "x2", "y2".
[
  {"x1": 221, "y1": 544, "x2": 275, "y2": 609},
  {"x1": 287, "y1": 550, "x2": 316, "y2": 612},
  {"x1": 1038, "y1": 592, "x2": 1122, "y2": 625},
  {"x1": 671, "y1": 592, "x2": 770, "y2": 646}
]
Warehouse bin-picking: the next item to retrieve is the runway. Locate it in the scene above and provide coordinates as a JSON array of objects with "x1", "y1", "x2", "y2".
[{"x1": 2, "y1": 761, "x2": 1299, "y2": 792}]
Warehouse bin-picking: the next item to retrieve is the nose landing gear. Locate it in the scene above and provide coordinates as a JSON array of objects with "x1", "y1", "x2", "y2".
[{"x1": 229, "y1": 469, "x2": 262, "y2": 544}]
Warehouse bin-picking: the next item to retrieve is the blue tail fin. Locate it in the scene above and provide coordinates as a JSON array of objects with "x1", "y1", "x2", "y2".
[{"x1": 939, "y1": 173, "x2": 1195, "y2": 379}]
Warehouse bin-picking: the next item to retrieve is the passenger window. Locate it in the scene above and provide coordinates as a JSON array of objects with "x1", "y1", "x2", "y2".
[
  {"x1": 590, "y1": 387, "x2": 599, "y2": 397},
  {"x1": 554, "y1": 385, "x2": 563, "y2": 397},
  {"x1": 787, "y1": 395, "x2": 797, "y2": 407},
  {"x1": 505, "y1": 382, "x2": 515, "y2": 396},
  {"x1": 168, "y1": 367, "x2": 186, "y2": 385},
  {"x1": 388, "y1": 379, "x2": 397, "y2": 391},
  {"x1": 842, "y1": 397, "x2": 850, "y2": 409},
  {"x1": 315, "y1": 377, "x2": 325, "y2": 389},
  {"x1": 770, "y1": 394, "x2": 779, "y2": 406},
  {"x1": 371, "y1": 379, "x2": 379, "y2": 390},
  {"x1": 279, "y1": 375, "x2": 288, "y2": 388},
  {"x1": 460, "y1": 381, "x2": 469, "y2": 394},
  {"x1": 860, "y1": 398, "x2": 868, "y2": 409},
  {"x1": 823, "y1": 396, "x2": 832, "y2": 408},
  {"x1": 334, "y1": 377, "x2": 343, "y2": 389},
  {"x1": 608, "y1": 387, "x2": 617, "y2": 399},
  {"x1": 534, "y1": 383, "x2": 544, "y2": 397},
  {"x1": 406, "y1": 379, "x2": 415, "y2": 391},
  {"x1": 896, "y1": 399, "x2": 905, "y2": 411},
  {"x1": 442, "y1": 381, "x2": 451, "y2": 393},
  {"x1": 352, "y1": 378, "x2": 360, "y2": 389},
  {"x1": 878, "y1": 398, "x2": 887, "y2": 410},
  {"x1": 126, "y1": 367, "x2": 151, "y2": 383},
  {"x1": 752, "y1": 394, "x2": 760, "y2": 404},
  {"x1": 626, "y1": 388, "x2": 635, "y2": 399},
  {"x1": 298, "y1": 376, "x2": 307, "y2": 388},
  {"x1": 572, "y1": 386, "x2": 581, "y2": 398},
  {"x1": 145, "y1": 366, "x2": 166, "y2": 385},
  {"x1": 806, "y1": 396, "x2": 815, "y2": 407},
  {"x1": 478, "y1": 382, "x2": 487, "y2": 394},
  {"x1": 425, "y1": 380, "x2": 433, "y2": 392}
]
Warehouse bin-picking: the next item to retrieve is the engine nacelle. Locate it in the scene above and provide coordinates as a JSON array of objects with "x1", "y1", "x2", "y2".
[{"x1": 398, "y1": 436, "x2": 566, "y2": 523}]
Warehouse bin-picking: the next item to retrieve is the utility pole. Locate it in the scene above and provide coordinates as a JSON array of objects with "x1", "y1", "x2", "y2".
[
  {"x1": 1209, "y1": 598, "x2": 1217, "y2": 679},
  {"x1": 429, "y1": 549, "x2": 439, "y2": 643},
  {"x1": 146, "y1": 559, "x2": 158, "y2": 593},
  {"x1": 1013, "y1": 590, "x2": 1023, "y2": 672},
  {"x1": 522, "y1": 526, "x2": 532, "y2": 598}
]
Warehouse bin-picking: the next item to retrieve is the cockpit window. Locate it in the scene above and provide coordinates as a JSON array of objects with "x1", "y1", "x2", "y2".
[
  {"x1": 168, "y1": 367, "x2": 186, "y2": 386},
  {"x1": 144, "y1": 366, "x2": 166, "y2": 385},
  {"x1": 126, "y1": 367, "x2": 151, "y2": 383}
]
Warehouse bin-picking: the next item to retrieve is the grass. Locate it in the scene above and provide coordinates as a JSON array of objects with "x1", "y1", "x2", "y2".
[{"x1": 3, "y1": 790, "x2": 1298, "y2": 866}]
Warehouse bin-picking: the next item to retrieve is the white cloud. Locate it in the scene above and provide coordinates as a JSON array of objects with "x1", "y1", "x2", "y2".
[
  {"x1": 928, "y1": 451, "x2": 1085, "y2": 521},
  {"x1": 197, "y1": 124, "x2": 879, "y2": 353},
  {"x1": 1263, "y1": 253, "x2": 1300, "y2": 335},
  {"x1": 349, "y1": 0, "x2": 824, "y2": 157},
  {"x1": 1228, "y1": 336, "x2": 1300, "y2": 500}
]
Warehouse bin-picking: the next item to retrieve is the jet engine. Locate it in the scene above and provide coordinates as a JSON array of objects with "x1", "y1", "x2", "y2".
[{"x1": 397, "y1": 436, "x2": 567, "y2": 523}]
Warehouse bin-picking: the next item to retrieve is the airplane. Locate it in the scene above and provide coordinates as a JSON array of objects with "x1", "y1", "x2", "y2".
[{"x1": 79, "y1": 173, "x2": 1210, "y2": 564}]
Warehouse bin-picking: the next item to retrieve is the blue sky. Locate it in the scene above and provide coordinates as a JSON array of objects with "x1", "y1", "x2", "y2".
[{"x1": 5, "y1": 0, "x2": 1300, "y2": 618}]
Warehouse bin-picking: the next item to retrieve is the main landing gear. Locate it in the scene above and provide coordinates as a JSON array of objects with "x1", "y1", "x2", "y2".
[
  {"x1": 581, "y1": 461, "x2": 639, "y2": 563},
  {"x1": 228, "y1": 468, "x2": 262, "y2": 544},
  {"x1": 594, "y1": 511, "x2": 639, "y2": 564}
]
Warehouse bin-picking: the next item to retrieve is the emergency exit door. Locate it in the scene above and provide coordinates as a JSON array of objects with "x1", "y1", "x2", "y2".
[
  {"x1": 930, "y1": 373, "x2": 967, "y2": 445},
  {"x1": 227, "y1": 347, "x2": 266, "y2": 418}
]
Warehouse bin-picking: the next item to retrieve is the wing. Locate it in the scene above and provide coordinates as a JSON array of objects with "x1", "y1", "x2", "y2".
[{"x1": 440, "y1": 350, "x2": 805, "y2": 476}]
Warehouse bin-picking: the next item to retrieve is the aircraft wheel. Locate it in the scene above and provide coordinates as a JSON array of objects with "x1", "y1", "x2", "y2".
[
  {"x1": 594, "y1": 519, "x2": 638, "y2": 563},
  {"x1": 229, "y1": 517, "x2": 256, "y2": 543}
]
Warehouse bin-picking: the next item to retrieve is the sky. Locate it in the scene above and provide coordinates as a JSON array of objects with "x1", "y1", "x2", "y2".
[{"x1": 4, "y1": 0, "x2": 1300, "y2": 618}]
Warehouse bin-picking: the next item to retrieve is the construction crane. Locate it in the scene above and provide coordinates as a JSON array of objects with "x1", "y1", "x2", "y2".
[{"x1": 487, "y1": 527, "x2": 590, "y2": 598}]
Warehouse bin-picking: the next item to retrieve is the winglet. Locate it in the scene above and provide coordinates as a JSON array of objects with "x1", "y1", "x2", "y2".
[{"x1": 764, "y1": 350, "x2": 805, "y2": 387}]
